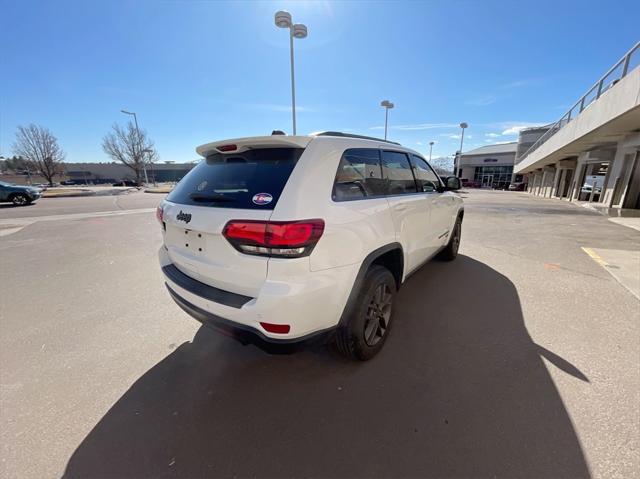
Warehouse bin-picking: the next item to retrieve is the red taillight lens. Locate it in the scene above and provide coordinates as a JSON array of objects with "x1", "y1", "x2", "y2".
[
  {"x1": 222, "y1": 219, "x2": 324, "y2": 258},
  {"x1": 260, "y1": 322, "x2": 291, "y2": 334},
  {"x1": 156, "y1": 205, "x2": 164, "y2": 224},
  {"x1": 223, "y1": 221, "x2": 267, "y2": 244}
]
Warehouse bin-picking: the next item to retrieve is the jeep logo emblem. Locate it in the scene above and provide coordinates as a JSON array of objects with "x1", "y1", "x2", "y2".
[{"x1": 176, "y1": 210, "x2": 192, "y2": 224}]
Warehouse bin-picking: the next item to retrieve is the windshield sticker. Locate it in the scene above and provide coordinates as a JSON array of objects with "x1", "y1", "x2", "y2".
[{"x1": 252, "y1": 193, "x2": 273, "y2": 205}]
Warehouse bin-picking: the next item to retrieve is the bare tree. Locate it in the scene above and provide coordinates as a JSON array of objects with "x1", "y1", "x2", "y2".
[
  {"x1": 12, "y1": 125, "x2": 65, "y2": 186},
  {"x1": 430, "y1": 156, "x2": 455, "y2": 176},
  {"x1": 102, "y1": 122, "x2": 158, "y2": 184}
]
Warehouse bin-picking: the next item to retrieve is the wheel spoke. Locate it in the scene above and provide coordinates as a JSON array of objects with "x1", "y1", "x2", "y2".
[
  {"x1": 363, "y1": 283, "x2": 393, "y2": 347},
  {"x1": 364, "y1": 317, "x2": 379, "y2": 344}
]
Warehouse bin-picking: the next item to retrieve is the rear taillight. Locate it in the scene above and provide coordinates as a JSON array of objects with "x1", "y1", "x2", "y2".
[
  {"x1": 223, "y1": 219, "x2": 324, "y2": 258},
  {"x1": 156, "y1": 205, "x2": 164, "y2": 224}
]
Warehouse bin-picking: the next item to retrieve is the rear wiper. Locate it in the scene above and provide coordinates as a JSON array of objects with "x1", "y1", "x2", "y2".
[{"x1": 189, "y1": 193, "x2": 235, "y2": 202}]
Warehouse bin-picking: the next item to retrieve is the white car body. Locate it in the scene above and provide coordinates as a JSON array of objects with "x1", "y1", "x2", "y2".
[{"x1": 158, "y1": 133, "x2": 463, "y2": 352}]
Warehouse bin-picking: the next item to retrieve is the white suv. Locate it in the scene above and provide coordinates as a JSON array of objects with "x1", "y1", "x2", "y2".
[{"x1": 157, "y1": 132, "x2": 464, "y2": 360}]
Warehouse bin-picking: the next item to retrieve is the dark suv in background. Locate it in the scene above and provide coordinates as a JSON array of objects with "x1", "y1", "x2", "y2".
[{"x1": 0, "y1": 180, "x2": 42, "y2": 206}]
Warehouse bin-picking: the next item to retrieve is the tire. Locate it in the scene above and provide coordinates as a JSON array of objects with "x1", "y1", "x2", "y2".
[
  {"x1": 11, "y1": 194, "x2": 31, "y2": 206},
  {"x1": 335, "y1": 265, "x2": 396, "y2": 361},
  {"x1": 437, "y1": 216, "x2": 462, "y2": 261}
]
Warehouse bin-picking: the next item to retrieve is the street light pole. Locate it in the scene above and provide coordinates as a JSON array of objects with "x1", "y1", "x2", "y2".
[
  {"x1": 275, "y1": 11, "x2": 308, "y2": 136},
  {"x1": 456, "y1": 122, "x2": 468, "y2": 177},
  {"x1": 121, "y1": 110, "x2": 149, "y2": 185},
  {"x1": 380, "y1": 100, "x2": 394, "y2": 140},
  {"x1": 142, "y1": 148, "x2": 156, "y2": 186},
  {"x1": 289, "y1": 32, "x2": 297, "y2": 135},
  {"x1": 429, "y1": 141, "x2": 434, "y2": 162}
]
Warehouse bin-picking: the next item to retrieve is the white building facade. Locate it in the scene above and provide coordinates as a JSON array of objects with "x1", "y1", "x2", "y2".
[
  {"x1": 515, "y1": 42, "x2": 640, "y2": 210},
  {"x1": 458, "y1": 142, "x2": 520, "y2": 189}
]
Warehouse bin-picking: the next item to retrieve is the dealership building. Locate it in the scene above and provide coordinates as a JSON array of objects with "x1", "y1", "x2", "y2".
[
  {"x1": 457, "y1": 142, "x2": 522, "y2": 189},
  {"x1": 1, "y1": 161, "x2": 196, "y2": 185}
]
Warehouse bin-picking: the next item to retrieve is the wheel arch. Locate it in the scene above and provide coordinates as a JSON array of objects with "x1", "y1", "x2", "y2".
[{"x1": 338, "y1": 243, "x2": 404, "y2": 327}]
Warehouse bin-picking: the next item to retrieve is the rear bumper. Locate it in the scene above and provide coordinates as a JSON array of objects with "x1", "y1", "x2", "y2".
[
  {"x1": 166, "y1": 284, "x2": 334, "y2": 345},
  {"x1": 159, "y1": 246, "x2": 358, "y2": 342}
]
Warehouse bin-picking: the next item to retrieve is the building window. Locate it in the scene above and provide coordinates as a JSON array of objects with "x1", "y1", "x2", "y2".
[{"x1": 474, "y1": 165, "x2": 513, "y2": 188}]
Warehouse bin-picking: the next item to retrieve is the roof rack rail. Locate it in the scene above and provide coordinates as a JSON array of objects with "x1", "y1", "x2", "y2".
[{"x1": 312, "y1": 131, "x2": 401, "y2": 145}]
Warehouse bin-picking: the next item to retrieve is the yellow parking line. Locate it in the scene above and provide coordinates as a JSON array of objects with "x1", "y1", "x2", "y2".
[{"x1": 581, "y1": 247, "x2": 609, "y2": 268}]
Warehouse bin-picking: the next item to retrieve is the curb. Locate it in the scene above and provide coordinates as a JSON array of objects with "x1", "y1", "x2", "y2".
[{"x1": 42, "y1": 188, "x2": 138, "y2": 198}]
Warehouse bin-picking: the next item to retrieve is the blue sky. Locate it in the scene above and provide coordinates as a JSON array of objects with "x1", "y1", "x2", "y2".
[{"x1": 1, "y1": 0, "x2": 639, "y2": 163}]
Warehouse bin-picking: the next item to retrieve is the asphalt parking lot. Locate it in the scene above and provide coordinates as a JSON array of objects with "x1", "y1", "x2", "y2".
[{"x1": 1, "y1": 190, "x2": 638, "y2": 479}]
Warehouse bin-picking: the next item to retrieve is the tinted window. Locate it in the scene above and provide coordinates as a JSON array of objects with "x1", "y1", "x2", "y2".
[
  {"x1": 166, "y1": 147, "x2": 303, "y2": 209},
  {"x1": 410, "y1": 155, "x2": 441, "y2": 192},
  {"x1": 333, "y1": 149, "x2": 385, "y2": 201},
  {"x1": 381, "y1": 151, "x2": 417, "y2": 195}
]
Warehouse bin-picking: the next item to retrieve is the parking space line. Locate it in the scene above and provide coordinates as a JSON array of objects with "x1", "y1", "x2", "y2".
[
  {"x1": 581, "y1": 247, "x2": 608, "y2": 268},
  {"x1": 0, "y1": 208, "x2": 156, "y2": 228}
]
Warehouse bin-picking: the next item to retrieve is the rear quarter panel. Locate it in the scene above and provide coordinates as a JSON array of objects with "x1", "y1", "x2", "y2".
[{"x1": 270, "y1": 138, "x2": 396, "y2": 272}]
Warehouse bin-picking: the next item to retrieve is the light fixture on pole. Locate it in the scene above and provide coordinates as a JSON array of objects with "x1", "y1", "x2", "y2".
[
  {"x1": 121, "y1": 109, "x2": 149, "y2": 184},
  {"x1": 429, "y1": 141, "x2": 434, "y2": 162},
  {"x1": 456, "y1": 122, "x2": 468, "y2": 177},
  {"x1": 380, "y1": 100, "x2": 394, "y2": 140},
  {"x1": 275, "y1": 11, "x2": 308, "y2": 136}
]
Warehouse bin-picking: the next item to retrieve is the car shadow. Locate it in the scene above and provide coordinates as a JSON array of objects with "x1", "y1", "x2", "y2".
[{"x1": 63, "y1": 255, "x2": 590, "y2": 478}]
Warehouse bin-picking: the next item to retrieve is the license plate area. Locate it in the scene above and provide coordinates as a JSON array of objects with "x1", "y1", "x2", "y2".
[{"x1": 180, "y1": 228, "x2": 206, "y2": 255}]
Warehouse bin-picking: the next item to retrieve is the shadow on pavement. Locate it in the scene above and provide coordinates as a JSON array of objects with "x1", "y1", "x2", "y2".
[{"x1": 63, "y1": 256, "x2": 590, "y2": 478}]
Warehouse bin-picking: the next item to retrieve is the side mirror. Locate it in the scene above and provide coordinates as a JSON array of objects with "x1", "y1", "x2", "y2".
[{"x1": 444, "y1": 176, "x2": 461, "y2": 191}]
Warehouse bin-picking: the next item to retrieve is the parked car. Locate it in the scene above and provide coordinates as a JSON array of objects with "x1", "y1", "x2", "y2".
[
  {"x1": 61, "y1": 179, "x2": 84, "y2": 185},
  {"x1": 0, "y1": 180, "x2": 42, "y2": 206},
  {"x1": 581, "y1": 184, "x2": 602, "y2": 194},
  {"x1": 112, "y1": 180, "x2": 140, "y2": 187},
  {"x1": 508, "y1": 182, "x2": 527, "y2": 191},
  {"x1": 156, "y1": 132, "x2": 464, "y2": 360}
]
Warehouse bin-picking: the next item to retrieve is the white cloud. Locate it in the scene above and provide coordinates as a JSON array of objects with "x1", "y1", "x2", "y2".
[
  {"x1": 485, "y1": 133, "x2": 500, "y2": 138},
  {"x1": 416, "y1": 141, "x2": 423, "y2": 145},
  {"x1": 483, "y1": 121, "x2": 547, "y2": 131},
  {"x1": 439, "y1": 133, "x2": 461, "y2": 140},
  {"x1": 501, "y1": 125, "x2": 532, "y2": 136},
  {"x1": 242, "y1": 102, "x2": 314, "y2": 113},
  {"x1": 466, "y1": 95, "x2": 497, "y2": 106},
  {"x1": 370, "y1": 122, "x2": 458, "y2": 131}
]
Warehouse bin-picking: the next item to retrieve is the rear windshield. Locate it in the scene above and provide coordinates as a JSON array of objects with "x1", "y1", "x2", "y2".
[{"x1": 166, "y1": 147, "x2": 303, "y2": 209}]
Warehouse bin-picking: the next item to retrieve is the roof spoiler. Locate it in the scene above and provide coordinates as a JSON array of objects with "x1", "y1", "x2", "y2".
[{"x1": 195, "y1": 136, "x2": 312, "y2": 157}]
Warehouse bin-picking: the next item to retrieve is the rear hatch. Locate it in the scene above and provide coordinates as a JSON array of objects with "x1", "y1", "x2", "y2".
[{"x1": 162, "y1": 137, "x2": 310, "y2": 298}]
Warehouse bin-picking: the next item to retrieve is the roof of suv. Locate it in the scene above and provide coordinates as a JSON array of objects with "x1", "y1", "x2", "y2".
[{"x1": 196, "y1": 132, "x2": 411, "y2": 158}]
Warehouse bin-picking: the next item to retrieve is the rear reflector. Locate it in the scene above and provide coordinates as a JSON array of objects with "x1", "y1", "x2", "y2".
[
  {"x1": 217, "y1": 144, "x2": 238, "y2": 152},
  {"x1": 260, "y1": 322, "x2": 291, "y2": 334},
  {"x1": 223, "y1": 219, "x2": 324, "y2": 258},
  {"x1": 156, "y1": 205, "x2": 164, "y2": 224}
]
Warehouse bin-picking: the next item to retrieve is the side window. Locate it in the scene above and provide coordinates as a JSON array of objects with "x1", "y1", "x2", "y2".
[
  {"x1": 410, "y1": 155, "x2": 442, "y2": 193},
  {"x1": 332, "y1": 149, "x2": 385, "y2": 201},
  {"x1": 381, "y1": 151, "x2": 418, "y2": 195}
]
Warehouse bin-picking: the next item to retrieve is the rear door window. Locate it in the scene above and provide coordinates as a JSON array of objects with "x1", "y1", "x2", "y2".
[
  {"x1": 410, "y1": 155, "x2": 442, "y2": 192},
  {"x1": 166, "y1": 147, "x2": 303, "y2": 209},
  {"x1": 332, "y1": 149, "x2": 385, "y2": 201},
  {"x1": 381, "y1": 151, "x2": 418, "y2": 195}
]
